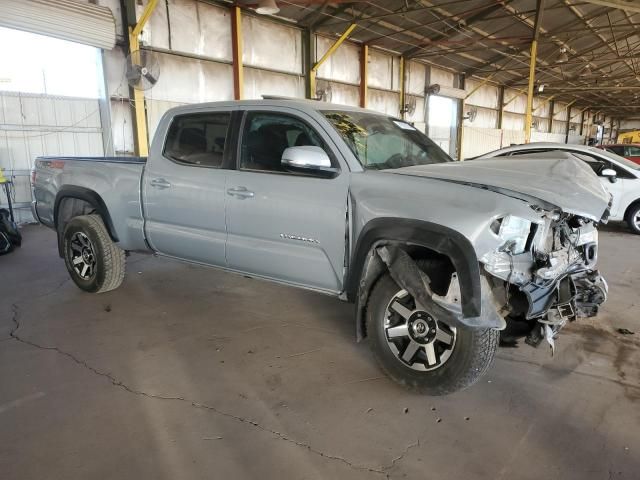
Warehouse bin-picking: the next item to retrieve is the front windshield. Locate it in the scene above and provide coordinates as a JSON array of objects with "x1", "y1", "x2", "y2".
[
  {"x1": 589, "y1": 146, "x2": 640, "y2": 170},
  {"x1": 322, "y1": 110, "x2": 452, "y2": 170}
]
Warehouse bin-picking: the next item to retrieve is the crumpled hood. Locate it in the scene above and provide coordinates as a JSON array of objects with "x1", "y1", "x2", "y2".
[{"x1": 392, "y1": 156, "x2": 611, "y2": 221}]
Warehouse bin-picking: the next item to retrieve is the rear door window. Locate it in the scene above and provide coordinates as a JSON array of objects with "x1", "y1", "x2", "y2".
[{"x1": 164, "y1": 112, "x2": 231, "y2": 168}]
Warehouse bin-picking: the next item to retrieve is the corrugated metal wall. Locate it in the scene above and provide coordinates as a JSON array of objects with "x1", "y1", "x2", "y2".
[{"x1": 0, "y1": 91, "x2": 104, "y2": 222}]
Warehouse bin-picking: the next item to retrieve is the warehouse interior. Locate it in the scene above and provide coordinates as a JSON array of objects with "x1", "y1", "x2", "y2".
[{"x1": 1, "y1": 1, "x2": 639, "y2": 479}]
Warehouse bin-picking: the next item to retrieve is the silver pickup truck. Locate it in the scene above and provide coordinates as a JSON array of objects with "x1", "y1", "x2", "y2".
[{"x1": 32, "y1": 99, "x2": 611, "y2": 395}]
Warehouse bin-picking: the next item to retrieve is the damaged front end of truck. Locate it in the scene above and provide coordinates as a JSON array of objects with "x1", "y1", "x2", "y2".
[
  {"x1": 480, "y1": 209, "x2": 608, "y2": 352},
  {"x1": 358, "y1": 155, "x2": 612, "y2": 355}
]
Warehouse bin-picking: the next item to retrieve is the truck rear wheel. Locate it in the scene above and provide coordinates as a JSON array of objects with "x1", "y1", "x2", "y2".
[
  {"x1": 366, "y1": 262, "x2": 499, "y2": 395},
  {"x1": 62, "y1": 214, "x2": 125, "y2": 293}
]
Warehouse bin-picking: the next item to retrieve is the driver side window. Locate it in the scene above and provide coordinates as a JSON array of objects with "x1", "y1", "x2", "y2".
[{"x1": 240, "y1": 112, "x2": 326, "y2": 173}]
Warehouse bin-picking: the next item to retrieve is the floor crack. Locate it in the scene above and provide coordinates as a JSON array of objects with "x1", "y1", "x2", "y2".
[{"x1": 9, "y1": 303, "x2": 390, "y2": 477}]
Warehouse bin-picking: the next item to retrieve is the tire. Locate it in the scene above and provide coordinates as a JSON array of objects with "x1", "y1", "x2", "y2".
[
  {"x1": 62, "y1": 214, "x2": 125, "y2": 293},
  {"x1": 626, "y1": 203, "x2": 640, "y2": 235},
  {"x1": 366, "y1": 261, "x2": 499, "y2": 395}
]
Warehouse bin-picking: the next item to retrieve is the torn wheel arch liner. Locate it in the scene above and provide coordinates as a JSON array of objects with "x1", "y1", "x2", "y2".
[{"x1": 347, "y1": 218, "x2": 487, "y2": 341}]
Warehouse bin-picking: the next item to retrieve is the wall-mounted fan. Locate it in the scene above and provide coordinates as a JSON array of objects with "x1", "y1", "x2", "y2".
[
  {"x1": 316, "y1": 81, "x2": 332, "y2": 102},
  {"x1": 464, "y1": 107, "x2": 478, "y2": 122},
  {"x1": 125, "y1": 49, "x2": 160, "y2": 91},
  {"x1": 401, "y1": 95, "x2": 417, "y2": 116}
]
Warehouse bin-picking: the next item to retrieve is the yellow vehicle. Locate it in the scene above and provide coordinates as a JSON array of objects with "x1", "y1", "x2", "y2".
[{"x1": 618, "y1": 130, "x2": 640, "y2": 143}]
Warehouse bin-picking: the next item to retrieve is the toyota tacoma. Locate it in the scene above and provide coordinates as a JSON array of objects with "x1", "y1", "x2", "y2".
[{"x1": 31, "y1": 99, "x2": 610, "y2": 395}]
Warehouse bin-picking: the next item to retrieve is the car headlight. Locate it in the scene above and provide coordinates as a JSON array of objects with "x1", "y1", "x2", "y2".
[{"x1": 491, "y1": 215, "x2": 532, "y2": 255}]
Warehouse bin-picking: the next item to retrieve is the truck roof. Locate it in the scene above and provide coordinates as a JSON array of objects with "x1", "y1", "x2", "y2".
[{"x1": 165, "y1": 98, "x2": 380, "y2": 116}]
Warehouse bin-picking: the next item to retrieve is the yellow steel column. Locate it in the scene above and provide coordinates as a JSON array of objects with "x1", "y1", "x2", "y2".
[
  {"x1": 360, "y1": 44, "x2": 368, "y2": 108},
  {"x1": 310, "y1": 23, "x2": 356, "y2": 99},
  {"x1": 128, "y1": 0, "x2": 158, "y2": 157},
  {"x1": 231, "y1": 6, "x2": 244, "y2": 100},
  {"x1": 524, "y1": 0, "x2": 545, "y2": 143}
]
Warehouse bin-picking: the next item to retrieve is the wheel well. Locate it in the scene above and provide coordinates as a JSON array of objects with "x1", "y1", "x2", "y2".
[
  {"x1": 624, "y1": 199, "x2": 640, "y2": 221},
  {"x1": 55, "y1": 197, "x2": 98, "y2": 257},
  {"x1": 355, "y1": 243, "x2": 456, "y2": 341}
]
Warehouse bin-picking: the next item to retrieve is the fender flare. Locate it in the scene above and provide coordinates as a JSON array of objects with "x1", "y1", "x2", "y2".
[
  {"x1": 54, "y1": 186, "x2": 119, "y2": 242},
  {"x1": 346, "y1": 218, "x2": 482, "y2": 340}
]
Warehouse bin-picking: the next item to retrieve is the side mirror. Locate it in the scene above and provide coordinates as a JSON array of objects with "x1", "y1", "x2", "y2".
[
  {"x1": 601, "y1": 168, "x2": 617, "y2": 183},
  {"x1": 281, "y1": 146, "x2": 338, "y2": 178}
]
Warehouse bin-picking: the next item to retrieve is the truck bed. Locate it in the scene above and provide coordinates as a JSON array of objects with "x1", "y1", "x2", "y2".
[{"x1": 33, "y1": 156, "x2": 148, "y2": 251}]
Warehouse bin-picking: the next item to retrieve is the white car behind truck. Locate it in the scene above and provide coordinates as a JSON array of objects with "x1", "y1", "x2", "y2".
[
  {"x1": 32, "y1": 100, "x2": 611, "y2": 395},
  {"x1": 475, "y1": 142, "x2": 640, "y2": 234}
]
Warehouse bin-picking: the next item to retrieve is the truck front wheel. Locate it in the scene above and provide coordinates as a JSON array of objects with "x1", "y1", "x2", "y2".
[
  {"x1": 366, "y1": 264, "x2": 499, "y2": 395},
  {"x1": 62, "y1": 214, "x2": 125, "y2": 293}
]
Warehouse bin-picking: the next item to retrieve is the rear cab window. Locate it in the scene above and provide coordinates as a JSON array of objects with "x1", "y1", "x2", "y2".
[{"x1": 163, "y1": 112, "x2": 231, "y2": 168}]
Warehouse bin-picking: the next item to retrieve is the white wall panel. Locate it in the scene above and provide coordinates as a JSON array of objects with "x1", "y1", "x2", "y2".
[
  {"x1": 430, "y1": 67, "x2": 455, "y2": 88},
  {"x1": 551, "y1": 120, "x2": 567, "y2": 135},
  {"x1": 502, "y1": 112, "x2": 525, "y2": 131},
  {"x1": 531, "y1": 132, "x2": 566, "y2": 143},
  {"x1": 323, "y1": 82, "x2": 359, "y2": 107},
  {"x1": 464, "y1": 106, "x2": 497, "y2": 129},
  {"x1": 368, "y1": 49, "x2": 394, "y2": 90},
  {"x1": 147, "y1": 99, "x2": 185, "y2": 140},
  {"x1": 504, "y1": 88, "x2": 526, "y2": 114},
  {"x1": 567, "y1": 134, "x2": 585, "y2": 144},
  {"x1": 462, "y1": 126, "x2": 502, "y2": 159},
  {"x1": 533, "y1": 117, "x2": 548, "y2": 133},
  {"x1": 243, "y1": 68, "x2": 304, "y2": 100},
  {"x1": 138, "y1": 0, "x2": 170, "y2": 49},
  {"x1": 169, "y1": 0, "x2": 232, "y2": 61},
  {"x1": 243, "y1": 15, "x2": 301, "y2": 74},
  {"x1": 407, "y1": 61, "x2": 425, "y2": 95},
  {"x1": 502, "y1": 129, "x2": 525, "y2": 146},
  {"x1": 464, "y1": 79, "x2": 499, "y2": 109},
  {"x1": 316, "y1": 35, "x2": 360, "y2": 85},
  {"x1": 147, "y1": 52, "x2": 233, "y2": 103},
  {"x1": 533, "y1": 97, "x2": 550, "y2": 118},
  {"x1": 554, "y1": 102, "x2": 569, "y2": 121},
  {"x1": 367, "y1": 89, "x2": 399, "y2": 116},
  {"x1": 620, "y1": 119, "x2": 640, "y2": 130}
]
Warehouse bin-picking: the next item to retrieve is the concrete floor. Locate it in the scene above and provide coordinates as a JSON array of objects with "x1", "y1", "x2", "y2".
[{"x1": 1, "y1": 224, "x2": 638, "y2": 479}]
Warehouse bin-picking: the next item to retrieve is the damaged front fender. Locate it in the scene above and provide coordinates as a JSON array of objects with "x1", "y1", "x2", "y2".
[{"x1": 376, "y1": 246, "x2": 505, "y2": 331}]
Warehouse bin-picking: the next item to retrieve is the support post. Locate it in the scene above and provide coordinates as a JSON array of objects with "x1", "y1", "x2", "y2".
[
  {"x1": 584, "y1": 110, "x2": 591, "y2": 145},
  {"x1": 548, "y1": 100, "x2": 554, "y2": 133},
  {"x1": 524, "y1": 0, "x2": 545, "y2": 143},
  {"x1": 497, "y1": 85, "x2": 504, "y2": 130},
  {"x1": 127, "y1": 0, "x2": 158, "y2": 157},
  {"x1": 310, "y1": 23, "x2": 356, "y2": 100},
  {"x1": 565, "y1": 105, "x2": 572, "y2": 143},
  {"x1": 303, "y1": 29, "x2": 314, "y2": 99},
  {"x1": 231, "y1": 6, "x2": 244, "y2": 101},
  {"x1": 360, "y1": 44, "x2": 368, "y2": 108},
  {"x1": 579, "y1": 109, "x2": 586, "y2": 136},
  {"x1": 399, "y1": 56, "x2": 406, "y2": 119},
  {"x1": 457, "y1": 74, "x2": 465, "y2": 161}
]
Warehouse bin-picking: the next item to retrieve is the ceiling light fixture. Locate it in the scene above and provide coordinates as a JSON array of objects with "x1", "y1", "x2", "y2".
[
  {"x1": 557, "y1": 47, "x2": 569, "y2": 64},
  {"x1": 256, "y1": 0, "x2": 279, "y2": 15},
  {"x1": 581, "y1": 63, "x2": 592, "y2": 76}
]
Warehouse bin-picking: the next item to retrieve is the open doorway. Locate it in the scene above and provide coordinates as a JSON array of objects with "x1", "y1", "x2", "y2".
[{"x1": 427, "y1": 95, "x2": 459, "y2": 158}]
